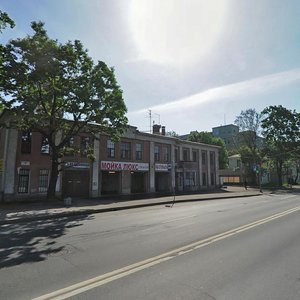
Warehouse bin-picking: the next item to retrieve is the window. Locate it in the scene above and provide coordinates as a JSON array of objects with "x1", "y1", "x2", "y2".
[
  {"x1": 121, "y1": 142, "x2": 131, "y2": 159},
  {"x1": 183, "y1": 148, "x2": 189, "y2": 161},
  {"x1": 175, "y1": 147, "x2": 179, "y2": 163},
  {"x1": 202, "y1": 172, "x2": 207, "y2": 186},
  {"x1": 192, "y1": 150, "x2": 197, "y2": 162},
  {"x1": 38, "y1": 169, "x2": 49, "y2": 192},
  {"x1": 136, "y1": 143, "x2": 142, "y2": 160},
  {"x1": 210, "y1": 152, "x2": 215, "y2": 167},
  {"x1": 18, "y1": 169, "x2": 30, "y2": 193},
  {"x1": 21, "y1": 131, "x2": 32, "y2": 154},
  {"x1": 154, "y1": 145, "x2": 160, "y2": 162},
  {"x1": 81, "y1": 136, "x2": 91, "y2": 157},
  {"x1": 163, "y1": 146, "x2": 169, "y2": 162},
  {"x1": 202, "y1": 151, "x2": 207, "y2": 165},
  {"x1": 211, "y1": 172, "x2": 215, "y2": 185},
  {"x1": 107, "y1": 139, "x2": 115, "y2": 158},
  {"x1": 185, "y1": 172, "x2": 196, "y2": 187},
  {"x1": 41, "y1": 136, "x2": 50, "y2": 154},
  {"x1": 65, "y1": 137, "x2": 75, "y2": 156}
]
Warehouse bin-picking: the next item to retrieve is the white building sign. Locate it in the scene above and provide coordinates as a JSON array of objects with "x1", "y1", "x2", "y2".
[
  {"x1": 155, "y1": 163, "x2": 171, "y2": 172},
  {"x1": 65, "y1": 162, "x2": 90, "y2": 169},
  {"x1": 101, "y1": 161, "x2": 149, "y2": 171}
]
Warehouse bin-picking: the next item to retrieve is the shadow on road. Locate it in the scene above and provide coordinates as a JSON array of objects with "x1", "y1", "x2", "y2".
[{"x1": 0, "y1": 214, "x2": 94, "y2": 269}]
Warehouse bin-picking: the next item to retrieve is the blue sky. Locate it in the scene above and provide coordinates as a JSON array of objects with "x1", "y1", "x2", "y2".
[{"x1": 1, "y1": 0, "x2": 300, "y2": 134}]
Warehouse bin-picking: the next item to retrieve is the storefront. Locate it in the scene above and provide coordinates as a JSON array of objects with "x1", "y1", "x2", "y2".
[
  {"x1": 63, "y1": 162, "x2": 91, "y2": 197},
  {"x1": 100, "y1": 161, "x2": 149, "y2": 195},
  {"x1": 155, "y1": 163, "x2": 172, "y2": 192}
]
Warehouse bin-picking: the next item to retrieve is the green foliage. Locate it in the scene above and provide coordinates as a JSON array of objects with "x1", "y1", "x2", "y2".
[
  {"x1": 188, "y1": 131, "x2": 228, "y2": 169},
  {"x1": 238, "y1": 145, "x2": 262, "y2": 183},
  {"x1": 261, "y1": 105, "x2": 300, "y2": 186},
  {"x1": 166, "y1": 130, "x2": 179, "y2": 137},
  {"x1": 0, "y1": 11, "x2": 15, "y2": 100},
  {"x1": 0, "y1": 21, "x2": 128, "y2": 198},
  {"x1": 0, "y1": 10, "x2": 15, "y2": 33}
]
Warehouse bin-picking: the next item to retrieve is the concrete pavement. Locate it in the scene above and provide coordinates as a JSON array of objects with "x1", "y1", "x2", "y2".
[{"x1": 0, "y1": 186, "x2": 266, "y2": 225}]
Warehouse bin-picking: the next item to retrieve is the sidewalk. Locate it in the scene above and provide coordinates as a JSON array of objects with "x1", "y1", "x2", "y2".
[{"x1": 0, "y1": 186, "x2": 263, "y2": 225}]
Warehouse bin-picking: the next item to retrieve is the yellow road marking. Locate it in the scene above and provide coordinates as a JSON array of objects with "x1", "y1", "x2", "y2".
[{"x1": 33, "y1": 205, "x2": 300, "y2": 300}]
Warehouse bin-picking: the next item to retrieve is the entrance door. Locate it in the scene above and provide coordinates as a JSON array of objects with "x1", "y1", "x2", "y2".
[
  {"x1": 101, "y1": 171, "x2": 121, "y2": 195},
  {"x1": 131, "y1": 172, "x2": 146, "y2": 193},
  {"x1": 63, "y1": 170, "x2": 90, "y2": 197}
]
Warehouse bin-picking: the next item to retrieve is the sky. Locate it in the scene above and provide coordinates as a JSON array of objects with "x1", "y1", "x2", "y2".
[{"x1": 1, "y1": 0, "x2": 300, "y2": 134}]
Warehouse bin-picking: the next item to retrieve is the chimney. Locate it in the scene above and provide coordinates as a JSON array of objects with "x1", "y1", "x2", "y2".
[
  {"x1": 153, "y1": 124, "x2": 161, "y2": 134},
  {"x1": 161, "y1": 126, "x2": 166, "y2": 136}
]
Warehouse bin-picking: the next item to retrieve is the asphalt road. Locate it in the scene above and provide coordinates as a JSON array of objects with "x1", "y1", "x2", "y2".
[{"x1": 1, "y1": 192, "x2": 300, "y2": 300}]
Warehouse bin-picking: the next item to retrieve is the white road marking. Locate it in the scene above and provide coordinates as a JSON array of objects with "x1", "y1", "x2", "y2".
[{"x1": 32, "y1": 205, "x2": 300, "y2": 300}]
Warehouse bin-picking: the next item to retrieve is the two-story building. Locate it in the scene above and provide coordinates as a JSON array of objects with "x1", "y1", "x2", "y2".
[{"x1": 0, "y1": 116, "x2": 220, "y2": 201}]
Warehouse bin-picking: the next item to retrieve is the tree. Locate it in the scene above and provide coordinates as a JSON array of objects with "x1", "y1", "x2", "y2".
[
  {"x1": 234, "y1": 108, "x2": 263, "y2": 183},
  {"x1": 166, "y1": 130, "x2": 179, "y2": 137},
  {"x1": 0, "y1": 10, "x2": 15, "y2": 33},
  {"x1": 261, "y1": 105, "x2": 300, "y2": 186},
  {"x1": 188, "y1": 131, "x2": 228, "y2": 169},
  {"x1": 234, "y1": 108, "x2": 262, "y2": 150},
  {"x1": 0, "y1": 22, "x2": 128, "y2": 199},
  {"x1": 0, "y1": 11, "x2": 15, "y2": 113}
]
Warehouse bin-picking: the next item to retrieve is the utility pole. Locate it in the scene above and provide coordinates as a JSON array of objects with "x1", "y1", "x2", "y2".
[{"x1": 149, "y1": 109, "x2": 152, "y2": 133}]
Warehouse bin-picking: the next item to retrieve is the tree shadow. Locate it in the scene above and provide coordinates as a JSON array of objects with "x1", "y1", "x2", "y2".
[{"x1": 0, "y1": 214, "x2": 94, "y2": 268}]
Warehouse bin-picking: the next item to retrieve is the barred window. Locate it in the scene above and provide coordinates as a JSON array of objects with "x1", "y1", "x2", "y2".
[
  {"x1": 121, "y1": 142, "x2": 131, "y2": 159},
  {"x1": 18, "y1": 169, "x2": 30, "y2": 193},
  {"x1": 107, "y1": 139, "x2": 115, "y2": 158},
  {"x1": 38, "y1": 169, "x2": 49, "y2": 192},
  {"x1": 136, "y1": 143, "x2": 142, "y2": 160},
  {"x1": 21, "y1": 131, "x2": 32, "y2": 154}
]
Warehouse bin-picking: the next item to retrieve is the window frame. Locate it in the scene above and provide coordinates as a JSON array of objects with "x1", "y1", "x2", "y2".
[
  {"x1": 38, "y1": 169, "x2": 49, "y2": 193},
  {"x1": 107, "y1": 139, "x2": 115, "y2": 158},
  {"x1": 202, "y1": 151, "x2": 207, "y2": 165},
  {"x1": 162, "y1": 146, "x2": 169, "y2": 162},
  {"x1": 121, "y1": 141, "x2": 131, "y2": 159},
  {"x1": 21, "y1": 131, "x2": 32, "y2": 154},
  {"x1": 135, "y1": 143, "x2": 142, "y2": 160},
  {"x1": 183, "y1": 148, "x2": 189, "y2": 161},
  {"x1": 41, "y1": 136, "x2": 50, "y2": 155},
  {"x1": 154, "y1": 145, "x2": 160, "y2": 162},
  {"x1": 18, "y1": 169, "x2": 30, "y2": 193},
  {"x1": 80, "y1": 136, "x2": 92, "y2": 157}
]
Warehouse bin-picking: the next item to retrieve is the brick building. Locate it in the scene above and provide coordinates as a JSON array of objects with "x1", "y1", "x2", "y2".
[{"x1": 0, "y1": 119, "x2": 220, "y2": 201}]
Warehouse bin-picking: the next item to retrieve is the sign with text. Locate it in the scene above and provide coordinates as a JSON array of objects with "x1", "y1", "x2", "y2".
[
  {"x1": 155, "y1": 163, "x2": 171, "y2": 172},
  {"x1": 65, "y1": 162, "x2": 90, "y2": 169},
  {"x1": 101, "y1": 161, "x2": 149, "y2": 171}
]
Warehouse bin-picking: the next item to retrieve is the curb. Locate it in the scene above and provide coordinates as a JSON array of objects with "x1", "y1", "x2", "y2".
[{"x1": 0, "y1": 193, "x2": 262, "y2": 225}]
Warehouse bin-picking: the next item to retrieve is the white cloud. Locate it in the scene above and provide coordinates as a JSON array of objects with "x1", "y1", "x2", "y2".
[{"x1": 128, "y1": 68, "x2": 300, "y2": 116}]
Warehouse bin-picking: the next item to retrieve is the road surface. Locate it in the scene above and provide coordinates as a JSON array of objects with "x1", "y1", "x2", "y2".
[{"x1": 1, "y1": 192, "x2": 300, "y2": 299}]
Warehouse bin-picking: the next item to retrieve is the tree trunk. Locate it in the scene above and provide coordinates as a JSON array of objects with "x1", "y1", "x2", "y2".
[
  {"x1": 47, "y1": 156, "x2": 60, "y2": 200},
  {"x1": 294, "y1": 166, "x2": 299, "y2": 184},
  {"x1": 277, "y1": 161, "x2": 283, "y2": 186}
]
